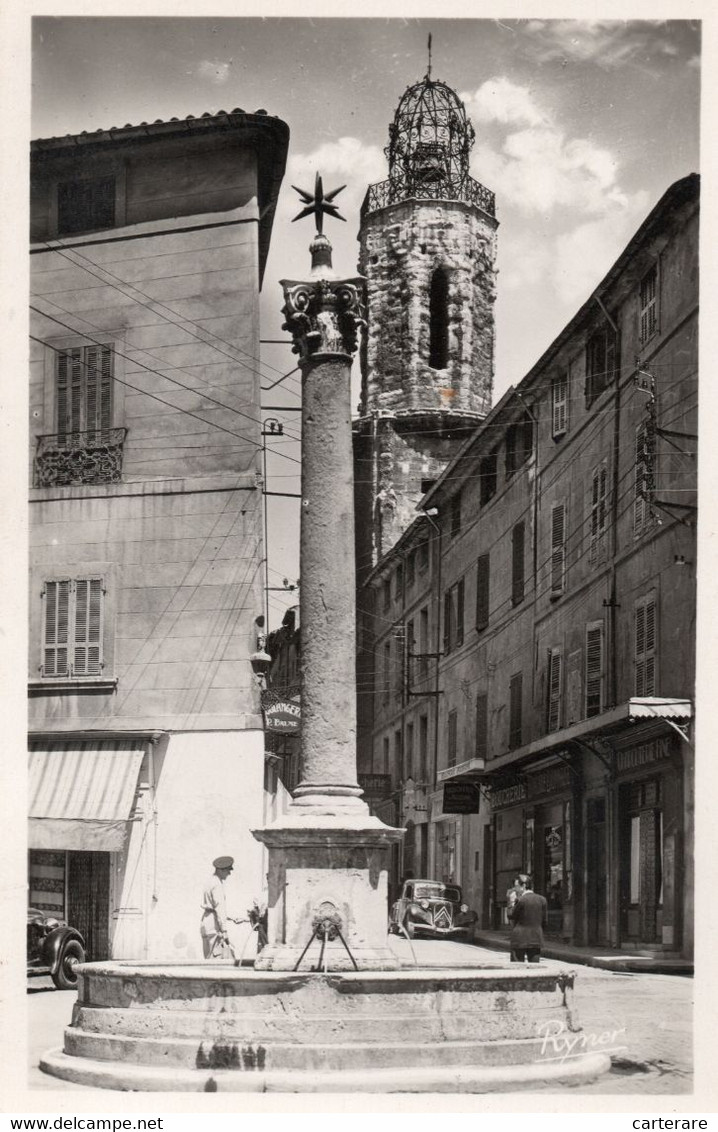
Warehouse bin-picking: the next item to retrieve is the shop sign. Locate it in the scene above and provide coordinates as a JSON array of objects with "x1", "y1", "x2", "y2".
[
  {"x1": 490, "y1": 782, "x2": 528, "y2": 810},
  {"x1": 526, "y1": 762, "x2": 572, "y2": 800},
  {"x1": 616, "y1": 736, "x2": 672, "y2": 775},
  {"x1": 261, "y1": 690, "x2": 301, "y2": 733},
  {"x1": 442, "y1": 781, "x2": 480, "y2": 814}
]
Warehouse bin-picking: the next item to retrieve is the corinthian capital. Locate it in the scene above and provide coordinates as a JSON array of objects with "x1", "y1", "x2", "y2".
[{"x1": 280, "y1": 277, "x2": 366, "y2": 363}]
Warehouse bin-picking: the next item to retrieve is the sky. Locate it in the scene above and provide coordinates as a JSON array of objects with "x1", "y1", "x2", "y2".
[{"x1": 29, "y1": 16, "x2": 701, "y2": 628}]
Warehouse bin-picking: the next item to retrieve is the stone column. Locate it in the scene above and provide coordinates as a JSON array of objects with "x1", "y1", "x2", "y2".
[{"x1": 253, "y1": 231, "x2": 403, "y2": 971}]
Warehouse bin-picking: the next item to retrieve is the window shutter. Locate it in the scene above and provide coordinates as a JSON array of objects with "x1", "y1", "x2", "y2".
[
  {"x1": 552, "y1": 376, "x2": 568, "y2": 437},
  {"x1": 443, "y1": 589, "x2": 453, "y2": 655},
  {"x1": 585, "y1": 624, "x2": 604, "y2": 718},
  {"x1": 640, "y1": 266, "x2": 658, "y2": 344},
  {"x1": 43, "y1": 580, "x2": 70, "y2": 677},
  {"x1": 635, "y1": 597, "x2": 657, "y2": 697},
  {"x1": 73, "y1": 577, "x2": 104, "y2": 676},
  {"x1": 447, "y1": 710, "x2": 458, "y2": 768},
  {"x1": 550, "y1": 503, "x2": 566, "y2": 595},
  {"x1": 456, "y1": 579, "x2": 465, "y2": 647},
  {"x1": 476, "y1": 554, "x2": 490, "y2": 631},
  {"x1": 512, "y1": 521, "x2": 525, "y2": 605},
  {"x1": 547, "y1": 649, "x2": 563, "y2": 732},
  {"x1": 475, "y1": 692, "x2": 488, "y2": 760},
  {"x1": 509, "y1": 672, "x2": 523, "y2": 749}
]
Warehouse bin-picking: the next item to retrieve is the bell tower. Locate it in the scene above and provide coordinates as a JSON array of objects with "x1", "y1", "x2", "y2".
[{"x1": 354, "y1": 70, "x2": 497, "y2": 562}]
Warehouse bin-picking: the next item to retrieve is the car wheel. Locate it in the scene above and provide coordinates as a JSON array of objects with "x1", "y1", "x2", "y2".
[{"x1": 52, "y1": 940, "x2": 84, "y2": 990}]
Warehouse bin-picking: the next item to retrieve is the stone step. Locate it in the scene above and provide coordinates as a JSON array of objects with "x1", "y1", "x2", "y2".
[
  {"x1": 40, "y1": 1047, "x2": 611, "y2": 1093},
  {"x1": 64, "y1": 1028, "x2": 560, "y2": 1071}
]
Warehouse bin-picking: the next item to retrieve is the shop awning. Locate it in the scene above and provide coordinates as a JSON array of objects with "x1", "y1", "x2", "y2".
[{"x1": 28, "y1": 739, "x2": 146, "y2": 852}]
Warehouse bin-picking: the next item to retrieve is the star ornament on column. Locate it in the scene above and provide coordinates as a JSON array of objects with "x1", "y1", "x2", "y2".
[{"x1": 291, "y1": 173, "x2": 347, "y2": 235}]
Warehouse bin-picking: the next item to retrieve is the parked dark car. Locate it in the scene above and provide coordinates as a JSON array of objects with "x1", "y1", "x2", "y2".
[
  {"x1": 27, "y1": 907, "x2": 85, "y2": 989},
  {"x1": 389, "y1": 879, "x2": 478, "y2": 940}
]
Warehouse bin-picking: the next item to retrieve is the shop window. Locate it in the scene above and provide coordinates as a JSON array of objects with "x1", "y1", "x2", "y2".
[
  {"x1": 447, "y1": 709, "x2": 458, "y2": 768},
  {"x1": 590, "y1": 464, "x2": 609, "y2": 565},
  {"x1": 547, "y1": 648, "x2": 563, "y2": 733},
  {"x1": 551, "y1": 373, "x2": 569, "y2": 439},
  {"x1": 41, "y1": 576, "x2": 105, "y2": 678},
  {"x1": 639, "y1": 263, "x2": 659, "y2": 345},
  {"x1": 480, "y1": 449, "x2": 498, "y2": 504},
  {"x1": 585, "y1": 621, "x2": 604, "y2": 718},
  {"x1": 475, "y1": 692, "x2": 488, "y2": 760},
  {"x1": 550, "y1": 503, "x2": 566, "y2": 597},
  {"x1": 509, "y1": 672, "x2": 523, "y2": 750},
  {"x1": 475, "y1": 553, "x2": 490, "y2": 632},
  {"x1": 511, "y1": 521, "x2": 525, "y2": 606},
  {"x1": 635, "y1": 594, "x2": 657, "y2": 696},
  {"x1": 585, "y1": 318, "x2": 619, "y2": 407},
  {"x1": 429, "y1": 267, "x2": 450, "y2": 370},
  {"x1": 58, "y1": 175, "x2": 116, "y2": 235}
]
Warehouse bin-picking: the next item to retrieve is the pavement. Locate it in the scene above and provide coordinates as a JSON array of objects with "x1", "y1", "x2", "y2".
[
  {"x1": 470, "y1": 927, "x2": 695, "y2": 975},
  {"x1": 24, "y1": 941, "x2": 692, "y2": 1096}
]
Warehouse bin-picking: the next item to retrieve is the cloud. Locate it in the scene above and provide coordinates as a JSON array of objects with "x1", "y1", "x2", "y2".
[
  {"x1": 197, "y1": 59, "x2": 232, "y2": 85},
  {"x1": 552, "y1": 200, "x2": 649, "y2": 304},
  {"x1": 280, "y1": 137, "x2": 386, "y2": 223},
  {"x1": 460, "y1": 77, "x2": 548, "y2": 127},
  {"x1": 520, "y1": 20, "x2": 686, "y2": 71}
]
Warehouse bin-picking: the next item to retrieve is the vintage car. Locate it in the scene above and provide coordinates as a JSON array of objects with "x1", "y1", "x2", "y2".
[
  {"x1": 389, "y1": 879, "x2": 478, "y2": 940},
  {"x1": 27, "y1": 907, "x2": 86, "y2": 989}
]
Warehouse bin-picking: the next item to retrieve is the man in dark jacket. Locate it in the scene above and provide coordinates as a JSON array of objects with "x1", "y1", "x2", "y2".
[{"x1": 508, "y1": 874, "x2": 548, "y2": 963}]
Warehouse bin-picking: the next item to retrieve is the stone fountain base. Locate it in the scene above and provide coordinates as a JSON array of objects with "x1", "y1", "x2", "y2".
[{"x1": 40, "y1": 961, "x2": 610, "y2": 1092}]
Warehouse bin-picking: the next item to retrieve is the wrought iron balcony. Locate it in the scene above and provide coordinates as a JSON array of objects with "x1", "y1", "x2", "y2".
[
  {"x1": 363, "y1": 175, "x2": 495, "y2": 218},
  {"x1": 35, "y1": 428, "x2": 127, "y2": 487}
]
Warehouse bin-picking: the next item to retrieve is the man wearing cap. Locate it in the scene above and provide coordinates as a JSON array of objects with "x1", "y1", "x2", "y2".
[{"x1": 200, "y1": 855, "x2": 234, "y2": 959}]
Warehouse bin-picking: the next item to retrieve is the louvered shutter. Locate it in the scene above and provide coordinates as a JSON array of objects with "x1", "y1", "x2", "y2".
[
  {"x1": 447, "y1": 710, "x2": 458, "y2": 768},
  {"x1": 43, "y1": 580, "x2": 70, "y2": 676},
  {"x1": 550, "y1": 503, "x2": 566, "y2": 595},
  {"x1": 509, "y1": 672, "x2": 523, "y2": 749},
  {"x1": 73, "y1": 577, "x2": 104, "y2": 675},
  {"x1": 443, "y1": 589, "x2": 453, "y2": 655},
  {"x1": 552, "y1": 377, "x2": 567, "y2": 436},
  {"x1": 476, "y1": 554, "x2": 490, "y2": 631},
  {"x1": 585, "y1": 624, "x2": 604, "y2": 718},
  {"x1": 635, "y1": 597, "x2": 657, "y2": 696},
  {"x1": 475, "y1": 693, "x2": 488, "y2": 759},
  {"x1": 456, "y1": 580, "x2": 465, "y2": 647},
  {"x1": 547, "y1": 649, "x2": 563, "y2": 732},
  {"x1": 512, "y1": 521, "x2": 525, "y2": 605},
  {"x1": 640, "y1": 266, "x2": 657, "y2": 344}
]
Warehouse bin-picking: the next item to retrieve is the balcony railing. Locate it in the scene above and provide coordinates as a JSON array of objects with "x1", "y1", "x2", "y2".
[
  {"x1": 364, "y1": 175, "x2": 495, "y2": 218},
  {"x1": 35, "y1": 428, "x2": 127, "y2": 487}
]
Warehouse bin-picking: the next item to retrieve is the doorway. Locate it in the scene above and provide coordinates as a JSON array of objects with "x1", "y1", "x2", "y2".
[
  {"x1": 586, "y1": 797, "x2": 608, "y2": 944},
  {"x1": 619, "y1": 779, "x2": 662, "y2": 944}
]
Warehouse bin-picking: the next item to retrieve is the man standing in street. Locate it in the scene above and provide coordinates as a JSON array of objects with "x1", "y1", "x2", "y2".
[
  {"x1": 508, "y1": 874, "x2": 548, "y2": 964},
  {"x1": 200, "y1": 855, "x2": 234, "y2": 959}
]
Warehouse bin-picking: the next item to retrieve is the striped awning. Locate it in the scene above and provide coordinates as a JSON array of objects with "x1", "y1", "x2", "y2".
[{"x1": 28, "y1": 739, "x2": 146, "y2": 852}]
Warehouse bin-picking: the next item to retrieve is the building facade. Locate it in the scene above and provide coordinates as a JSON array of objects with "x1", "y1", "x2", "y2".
[
  {"x1": 367, "y1": 172, "x2": 697, "y2": 958},
  {"x1": 28, "y1": 109, "x2": 288, "y2": 960}
]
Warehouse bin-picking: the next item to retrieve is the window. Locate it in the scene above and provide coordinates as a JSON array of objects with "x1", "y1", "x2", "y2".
[
  {"x1": 475, "y1": 554, "x2": 490, "y2": 631},
  {"x1": 447, "y1": 710, "x2": 458, "y2": 768},
  {"x1": 475, "y1": 692, "x2": 488, "y2": 760},
  {"x1": 585, "y1": 319, "x2": 619, "y2": 407},
  {"x1": 443, "y1": 579, "x2": 465, "y2": 655},
  {"x1": 394, "y1": 729, "x2": 404, "y2": 778},
  {"x1": 406, "y1": 721, "x2": 415, "y2": 780},
  {"x1": 394, "y1": 563, "x2": 404, "y2": 600},
  {"x1": 417, "y1": 606, "x2": 429, "y2": 678},
  {"x1": 405, "y1": 617, "x2": 415, "y2": 688},
  {"x1": 635, "y1": 595, "x2": 657, "y2": 697},
  {"x1": 382, "y1": 736, "x2": 390, "y2": 777},
  {"x1": 547, "y1": 648, "x2": 563, "y2": 733},
  {"x1": 550, "y1": 503, "x2": 566, "y2": 597},
  {"x1": 419, "y1": 714, "x2": 429, "y2": 782},
  {"x1": 417, "y1": 538, "x2": 429, "y2": 573},
  {"x1": 634, "y1": 422, "x2": 655, "y2": 537},
  {"x1": 509, "y1": 673, "x2": 523, "y2": 750},
  {"x1": 480, "y1": 450, "x2": 498, "y2": 505},
  {"x1": 56, "y1": 344, "x2": 113, "y2": 439},
  {"x1": 406, "y1": 549, "x2": 416, "y2": 590},
  {"x1": 585, "y1": 622, "x2": 604, "y2": 718},
  {"x1": 590, "y1": 464, "x2": 609, "y2": 564},
  {"x1": 42, "y1": 576, "x2": 104, "y2": 678},
  {"x1": 511, "y1": 521, "x2": 525, "y2": 606},
  {"x1": 58, "y1": 176, "x2": 116, "y2": 236},
  {"x1": 639, "y1": 264, "x2": 658, "y2": 345},
  {"x1": 450, "y1": 492, "x2": 462, "y2": 538},
  {"x1": 382, "y1": 577, "x2": 391, "y2": 612},
  {"x1": 506, "y1": 412, "x2": 533, "y2": 476},
  {"x1": 551, "y1": 374, "x2": 569, "y2": 439},
  {"x1": 429, "y1": 267, "x2": 450, "y2": 370},
  {"x1": 382, "y1": 640, "x2": 391, "y2": 704}
]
